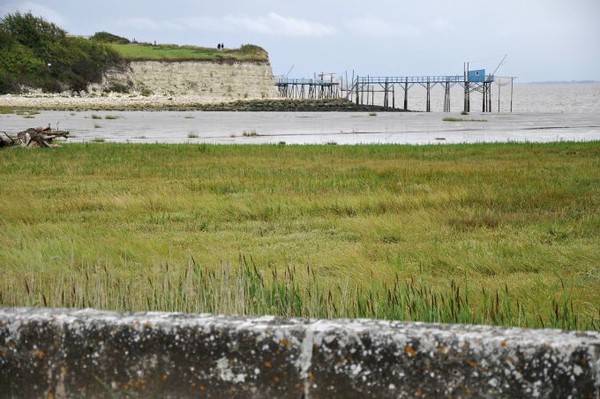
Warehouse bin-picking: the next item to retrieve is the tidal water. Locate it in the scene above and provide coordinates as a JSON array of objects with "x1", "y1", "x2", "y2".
[
  {"x1": 359, "y1": 82, "x2": 600, "y2": 114},
  {"x1": 1, "y1": 83, "x2": 599, "y2": 145}
]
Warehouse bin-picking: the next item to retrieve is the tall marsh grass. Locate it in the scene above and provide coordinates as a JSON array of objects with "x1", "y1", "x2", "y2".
[
  {"x1": 3, "y1": 256, "x2": 594, "y2": 330},
  {"x1": 0, "y1": 142, "x2": 598, "y2": 330}
]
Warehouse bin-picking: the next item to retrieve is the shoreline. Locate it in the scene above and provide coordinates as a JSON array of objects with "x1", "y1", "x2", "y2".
[{"x1": 0, "y1": 94, "x2": 405, "y2": 112}]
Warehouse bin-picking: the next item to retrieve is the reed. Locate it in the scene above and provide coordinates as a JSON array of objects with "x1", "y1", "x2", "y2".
[{"x1": 2, "y1": 256, "x2": 595, "y2": 330}]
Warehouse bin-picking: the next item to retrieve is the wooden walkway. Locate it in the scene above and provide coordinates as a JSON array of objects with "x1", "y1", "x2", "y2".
[
  {"x1": 349, "y1": 73, "x2": 495, "y2": 112},
  {"x1": 275, "y1": 71, "x2": 514, "y2": 113}
]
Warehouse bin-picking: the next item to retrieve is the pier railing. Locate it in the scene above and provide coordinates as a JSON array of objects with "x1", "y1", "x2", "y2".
[
  {"x1": 355, "y1": 75, "x2": 495, "y2": 85},
  {"x1": 275, "y1": 77, "x2": 339, "y2": 86}
]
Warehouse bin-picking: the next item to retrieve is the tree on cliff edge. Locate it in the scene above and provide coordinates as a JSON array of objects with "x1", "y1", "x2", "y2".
[{"x1": 0, "y1": 12, "x2": 122, "y2": 94}]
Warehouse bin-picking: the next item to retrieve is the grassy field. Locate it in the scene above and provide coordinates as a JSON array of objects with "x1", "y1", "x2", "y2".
[
  {"x1": 0, "y1": 142, "x2": 598, "y2": 330},
  {"x1": 108, "y1": 43, "x2": 269, "y2": 63}
]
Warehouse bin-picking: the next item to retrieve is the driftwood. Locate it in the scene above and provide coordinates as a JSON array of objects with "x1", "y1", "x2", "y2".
[
  {"x1": 1, "y1": 125, "x2": 69, "y2": 148},
  {"x1": 0, "y1": 131, "x2": 15, "y2": 147}
]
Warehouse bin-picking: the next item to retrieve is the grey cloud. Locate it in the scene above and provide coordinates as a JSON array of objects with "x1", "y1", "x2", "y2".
[
  {"x1": 0, "y1": 1, "x2": 66, "y2": 25},
  {"x1": 150, "y1": 13, "x2": 337, "y2": 37},
  {"x1": 343, "y1": 16, "x2": 421, "y2": 38}
]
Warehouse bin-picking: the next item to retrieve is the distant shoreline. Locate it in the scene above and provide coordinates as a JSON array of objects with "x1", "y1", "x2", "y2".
[{"x1": 521, "y1": 80, "x2": 600, "y2": 85}]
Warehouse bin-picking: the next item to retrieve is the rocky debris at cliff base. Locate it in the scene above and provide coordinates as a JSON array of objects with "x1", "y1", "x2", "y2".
[
  {"x1": 1, "y1": 126, "x2": 69, "y2": 148},
  {"x1": 200, "y1": 98, "x2": 408, "y2": 112},
  {"x1": 0, "y1": 94, "x2": 409, "y2": 112}
]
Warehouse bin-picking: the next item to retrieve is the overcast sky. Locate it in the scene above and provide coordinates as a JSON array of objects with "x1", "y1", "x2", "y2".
[{"x1": 2, "y1": 0, "x2": 599, "y2": 82}]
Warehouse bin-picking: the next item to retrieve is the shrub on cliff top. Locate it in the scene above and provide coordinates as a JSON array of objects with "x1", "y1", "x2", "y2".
[
  {"x1": 90, "y1": 31, "x2": 130, "y2": 44},
  {"x1": 0, "y1": 12, "x2": 122, "y2": 94},
  {"x1": 239, "y1": 44, "x2": 268, "y2": 60}
]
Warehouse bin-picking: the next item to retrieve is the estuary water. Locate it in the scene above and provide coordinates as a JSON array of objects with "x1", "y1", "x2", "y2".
[
  {"x1": 384, "y1": 82, "x2": 600, "y2": 114},
  {"x1": 1, "y1": 83, "x2": 599, "y2": 145}
]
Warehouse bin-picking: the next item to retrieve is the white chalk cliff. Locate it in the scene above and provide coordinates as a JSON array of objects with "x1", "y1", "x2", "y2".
[{"x1": 90, "y1": 60, "x2": 278, "y2": 101}]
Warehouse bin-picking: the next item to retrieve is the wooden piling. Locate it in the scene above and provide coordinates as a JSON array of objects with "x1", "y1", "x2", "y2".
[
  {"x1": 443, "y1": 82, "x2": 451, "y2": 112},
  {"x1": 426, "y1": 80, "x2": 431, "y2": 112},
  {"x1": 403, "y1": 80, "x2": 408, "y2": 111}
]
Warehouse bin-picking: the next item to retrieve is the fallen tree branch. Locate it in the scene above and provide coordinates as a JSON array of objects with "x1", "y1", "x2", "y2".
[
  {"x1": 1, "y1": 131, "x2": 16, "y2": 147},
  {"x1": 1, "y1": 126, "x2": 69, "y2": 148}
]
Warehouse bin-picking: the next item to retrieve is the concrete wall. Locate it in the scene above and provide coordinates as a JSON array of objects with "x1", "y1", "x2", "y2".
[
  {"x1": 89, "y1": 60, "x2": 279, "y2": 100},
  {"x1": 1, "y1": 308, "x2": 598, "y2": 398}
]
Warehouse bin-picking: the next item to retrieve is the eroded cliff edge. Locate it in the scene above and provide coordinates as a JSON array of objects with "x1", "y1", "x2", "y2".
[{"x1": 90, "y1": 60, "x2": 279, "y2": 101}]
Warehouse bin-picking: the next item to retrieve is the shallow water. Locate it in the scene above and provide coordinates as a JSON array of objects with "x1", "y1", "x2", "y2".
[
  {"x1": 2, "y1": 110, "x2": 599, "y2": 145},
  {"x1": 1, "y1": 83, "x2": 599, "y2": 145}
]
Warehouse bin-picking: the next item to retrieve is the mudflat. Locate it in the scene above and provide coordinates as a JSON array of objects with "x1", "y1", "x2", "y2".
[{"x1": 2, "y1": 108, "x2": 599, "y2": 144}]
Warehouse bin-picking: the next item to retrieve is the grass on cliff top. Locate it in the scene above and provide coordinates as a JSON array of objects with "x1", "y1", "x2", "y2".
[
  {"x1": 108, "y1": 43, "x2": 269, "y2": 63},
  {"x1": 0, "y1": 142, "x2": 599, "y2": 330}
]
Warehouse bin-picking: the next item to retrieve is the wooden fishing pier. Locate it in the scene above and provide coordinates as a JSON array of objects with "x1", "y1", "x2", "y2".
[
  {"x1": 276, "y1": 66, "x2": 515, "y2": 112},
  {"x1": 275, "y1": 77, "x2": 340, "y2": 100},
  {"x1": 349, "y1": 71, "x2": 495, "y2": 112}
]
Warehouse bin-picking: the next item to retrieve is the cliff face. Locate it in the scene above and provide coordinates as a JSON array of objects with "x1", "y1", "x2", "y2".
[{"x1": 90, "y1": 60, "x2": 279, "y2": 100}]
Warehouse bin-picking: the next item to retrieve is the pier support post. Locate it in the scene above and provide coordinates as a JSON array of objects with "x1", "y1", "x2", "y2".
[
  {"x1": 488, "y1": 82, "x2": 493, "y2": 112},
  {"x1": 510, "y1": 77, "x2": 514, "y2": 112},
  {"x1": 443, "y1": 82, "x2": 451, "y2": 112},
  {"x1": 426, "y1": 81, "x2": 431, "y2": 112},
  {"x1": 383, "y1": 80, "x2": 389, "y2": 108},
  {"x1": 482, "y1": 83, "x2": 487, "y2": 112},
  {"x1": 464, "y1": 82, "x2": 470, "y2": 113},
  {"x1": 403, "y1": 81, "x2": 408, "y2": 111},
  {"x1": 463, "y1": 63, "x2": 470, "y2": 113}
]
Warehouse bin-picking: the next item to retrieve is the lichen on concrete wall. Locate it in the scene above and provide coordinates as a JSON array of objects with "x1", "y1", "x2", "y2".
[{"x1": 1, "y1": 308, "x2": 599, "y2": 398}]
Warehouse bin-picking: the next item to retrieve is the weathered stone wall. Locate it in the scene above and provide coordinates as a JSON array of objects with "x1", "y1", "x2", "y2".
[
  {"x1": 1, "y1": 308, "x2": 599, "y2": 398},
  {"x1": 89, "y1": 60, "x2": 279, "y2": 100}
]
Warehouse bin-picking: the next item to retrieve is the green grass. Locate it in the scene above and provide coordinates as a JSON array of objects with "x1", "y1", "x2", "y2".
[
  {"x1": 15, "y1": 110, "x2": 40, "y2": 117},
  {"x1": 0, "y1": 142, "x2": 598, "y2": 330},
  {"x1": 242, "y1": 130, "x2": 258, "y2": 137},
  {"x1": 443, "y1": 117, "x2": 487, "y2": 122},
  {"x1": 108, "y1": 43, "x2": 269, "y2": 63}
]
